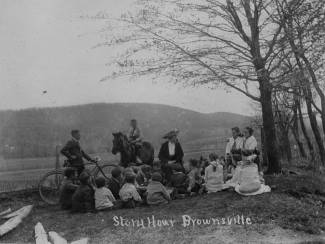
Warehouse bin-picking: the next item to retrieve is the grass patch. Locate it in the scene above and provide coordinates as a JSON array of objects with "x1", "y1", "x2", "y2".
[{"x1": 0, "y1": 173, "x2": 324, "y2": 243}]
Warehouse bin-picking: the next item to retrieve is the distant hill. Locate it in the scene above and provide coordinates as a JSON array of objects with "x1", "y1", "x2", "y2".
[{"x1": 0, "y1": 103, "x2": 252, "y2": 158}]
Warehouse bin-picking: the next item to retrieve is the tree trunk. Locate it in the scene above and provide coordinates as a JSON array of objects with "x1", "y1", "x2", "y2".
[
  {"x1": 282, "y1": 131, "x2": 292, "y2": 163},
  {"x1": 303, "y1": 84, "x2": 325, "y2": 165},
  {"x1": 291, "y1": 127, "x2": 307, "y2": 159},
  {"x1": 301, "y1": 55, "x2": 325, "y2": 136},
  {"x1": 259, "y1": 78, "x2": 281, "y2": 174},
  {"x1": 297, "y1": 101, "x2": 315, "y2": 160},
  {"x1": 278, "y1": 128, "x2": 292, "y2": 163},
  {"x1": 260, "y1": 127, "x2": 268, "y2": 167},
  {"x1": 291, "y1": 101, "x2": 307, "y2": 158}
]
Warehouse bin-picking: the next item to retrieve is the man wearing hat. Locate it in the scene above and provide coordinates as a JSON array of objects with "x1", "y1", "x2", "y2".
[
  {"x1": 61, "y1": 130, "x2": 96, "y2": 175},
  {"x1": 158, "y1": 129, "x2": 184, "y2": 181}
]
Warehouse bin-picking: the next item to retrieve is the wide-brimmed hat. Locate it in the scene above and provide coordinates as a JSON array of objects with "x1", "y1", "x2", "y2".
[
  {"x1": 163, "y1": 130, "x2": 178, "y2": 139},
  {"x1": 235, "y1": 183, "x2": 271, "y2": 196}
]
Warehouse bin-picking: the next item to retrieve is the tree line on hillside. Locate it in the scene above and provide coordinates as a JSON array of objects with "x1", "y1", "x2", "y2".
[
  {"x1": 96, "y1": 0, "x2": 325, "y2": 173},
  {"x1": 0, "y1": 104, "x2": 251, "y2": 159}
]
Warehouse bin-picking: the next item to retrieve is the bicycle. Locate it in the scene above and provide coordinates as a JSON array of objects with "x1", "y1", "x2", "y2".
[{"x1": 38, "y1": 158, "x2": 117, "y2": 205}]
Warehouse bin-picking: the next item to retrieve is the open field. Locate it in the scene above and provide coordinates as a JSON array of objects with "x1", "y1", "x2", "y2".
[
  {"x1": 0, "y1": 146, "x2": 226, "y2": 171},
  {"x1": 0, "y1": 173, "x2": 324, "y2": 243},
  {"x1": 0, "y1": 150, "x2": 217, "y2": 193}
]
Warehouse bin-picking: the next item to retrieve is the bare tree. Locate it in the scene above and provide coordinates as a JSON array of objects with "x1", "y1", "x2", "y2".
[
  {"x1": 272, "y1": 90, "x2": 294, "y2": 163},
  {"x1": 280, "y1": 0, "x2": 325, "y2": 135},
  {"x1": 276, "y1": 0, "x2": 325, "y2": 164},
  {"x1": 99, "y1": 0, "x2": 294, "y2": 173}
]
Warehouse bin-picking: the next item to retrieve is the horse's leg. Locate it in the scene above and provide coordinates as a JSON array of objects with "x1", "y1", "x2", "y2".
[{"x1": 120, "y1": 152, "x2": 129, "y2": 168}]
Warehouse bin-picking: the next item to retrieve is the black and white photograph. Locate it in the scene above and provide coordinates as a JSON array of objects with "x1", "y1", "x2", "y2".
[{"x1": 0, "y1": 0, "x2": 325, "y2": 243}]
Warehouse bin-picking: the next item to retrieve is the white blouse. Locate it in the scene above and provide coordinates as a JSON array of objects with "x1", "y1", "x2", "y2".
[
  {"x1": 243, "y1": 136, "x2": 258, "y2": 150},
  {"x1": 168, "y1": 142, "x2": 176, "y2": 156},
  {"x1": 225, "y1": 136, "x2": 244, "y2": 155}
]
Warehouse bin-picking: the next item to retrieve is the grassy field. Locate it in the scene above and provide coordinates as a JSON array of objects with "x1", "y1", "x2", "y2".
[
  {"x1": 0, "y1": 152, "x2": 119, "y2": 193},
  {"x1": 0, "y1": 150, "x2": 216, "y2": 193},
  {"x1": 0, "y1": 172, "x2": 324, "y2": 243},
  {"x1": 0, "y1": 152, "x2": 120, "y2": 172}
]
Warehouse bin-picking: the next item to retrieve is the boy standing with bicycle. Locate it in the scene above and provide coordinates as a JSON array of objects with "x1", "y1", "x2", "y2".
[{"x1": 61, "y1": 130, "x2": 96, "y2": 175}]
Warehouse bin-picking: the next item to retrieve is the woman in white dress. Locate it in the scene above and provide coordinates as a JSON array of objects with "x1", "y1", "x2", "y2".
[
  {"x1": 242, "y1": 127, "x2": 258, "y2": 160},
  {"x1": 226, "y1": 127, "x2": 258, "y2": 186},
  {"x1": 226, "y1": 127, "x2": 271, "y2": 195},
  {"x1": 204, "y1": 153, "x2": 224, "y2": 193}
]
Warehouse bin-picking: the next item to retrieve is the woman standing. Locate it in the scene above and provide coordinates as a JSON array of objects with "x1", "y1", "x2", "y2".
[
  {"x1": 226, "y1": 126, "x2": 259, "y2": 186},
  {"x1": 242, "y1": 127, "x2": 257, "y2": 153}
]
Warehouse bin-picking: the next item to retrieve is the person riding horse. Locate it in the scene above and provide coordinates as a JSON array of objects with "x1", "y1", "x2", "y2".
[
  {"x1": 112, "y1": 129, "x2": 154, "y2": 168},
  {"x1": 128, "y1": 119, "x2": 143, "y2": 155}
]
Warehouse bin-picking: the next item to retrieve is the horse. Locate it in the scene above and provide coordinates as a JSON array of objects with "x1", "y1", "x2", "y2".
[{"x1": 111, "y1": 132, "x2": 155, "y2": 168}]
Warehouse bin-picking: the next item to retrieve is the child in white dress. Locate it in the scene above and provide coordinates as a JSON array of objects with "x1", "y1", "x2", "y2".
[{"x1": 204, "y1": 153, "x2": 224, "y2": 193}]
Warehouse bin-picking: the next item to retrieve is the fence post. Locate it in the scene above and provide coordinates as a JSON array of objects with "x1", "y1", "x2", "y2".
[
  {"x1": 55, "y1": 145, "x2": 61, "y2": 187},
  {"x1": 55, "y1": 145, "x2": 60, "y2": 170}
]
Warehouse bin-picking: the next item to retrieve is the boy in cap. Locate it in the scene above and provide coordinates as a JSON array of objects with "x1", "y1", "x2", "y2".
[
  {"x1": 71, "y1": 172, "x2": 95, "y2": 213},
  {"x1": 146, "y1": 172, "x2": 171, "y2": 206}
]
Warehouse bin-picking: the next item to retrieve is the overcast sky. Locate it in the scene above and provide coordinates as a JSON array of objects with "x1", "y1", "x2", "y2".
[{"x1": 0, "y1": 0, "x2": 252, "y2": 115}]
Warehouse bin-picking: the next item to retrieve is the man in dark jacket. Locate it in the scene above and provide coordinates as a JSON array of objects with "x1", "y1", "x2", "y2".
[
  {"x1": 158, "y1": 130, "x2": 184, "y2": 182},
  {"x1": 61, "y1": 130, "x2": 95, "y2": 175}
]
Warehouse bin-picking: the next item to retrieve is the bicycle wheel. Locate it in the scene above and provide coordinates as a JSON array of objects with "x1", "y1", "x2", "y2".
[
  {"x1": 94, "y1": 163, "x2": 118, "y2": 179},
  {"x1": 39, "y1": 169, "x2": 64, "y2": 205}
]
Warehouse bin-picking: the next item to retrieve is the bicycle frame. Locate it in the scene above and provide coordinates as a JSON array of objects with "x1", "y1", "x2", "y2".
[{"x1": 84, "y1": 160, "x2": 111, "y2": 180}]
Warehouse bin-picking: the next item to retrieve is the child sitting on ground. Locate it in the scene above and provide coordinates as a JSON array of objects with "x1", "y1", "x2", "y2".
[
  {"x1": 198, "y1": 156, "x2": 209, "y2": 177},
  {"x1": 136, "y1": 165, "x2": 151, "y2": 186},
  {"x1": 107, "y1": 167, "x2": 123, "y2": 200},
  {"x1": 152, "y1": 161, "x2": 166, "y2": 184},
  {"x1": 94, "y1": 177, "x2": 117, "y2": 211},
  {"x1": 219, "y1": 156, "x2": 226, "y2": 167},
  {"x1": 146, "y1": 172, "x2": 171, "y2": 206},
  {"x1": 169, "y1": 163, "x2": 189, "y2": 197},
  {"x1": 119, "y1": 172, "x2": 142, "y2": 208},
  {"x1": 59, "y1": 167, "x2": 78, "y2": 210},
  {"x1": 187, "y1": 159, "x2": 204, "y2": 194},
  {"x1": 204, "y1": 153, "x2": 224, "y2": 193},
  {"x1": 71, "y1": 172, "x2": 95, "y2": 213}
]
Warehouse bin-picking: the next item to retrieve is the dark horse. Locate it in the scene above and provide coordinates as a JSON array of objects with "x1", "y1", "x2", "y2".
[{"x1": 111, "y1": 132, "x2": 154, "y2": 167}]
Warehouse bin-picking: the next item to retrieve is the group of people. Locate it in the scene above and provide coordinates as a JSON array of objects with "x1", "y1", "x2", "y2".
[{"x1": 58, "y1": 121, "x2": 270, "y2": 213}]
